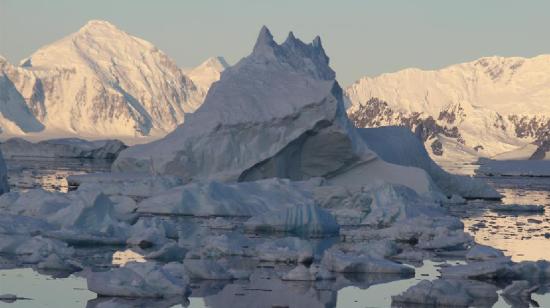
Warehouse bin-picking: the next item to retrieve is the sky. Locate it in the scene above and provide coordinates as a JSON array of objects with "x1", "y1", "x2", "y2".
[{"x1": 1, "y1": 0, "x2": 549, "y2": 85}]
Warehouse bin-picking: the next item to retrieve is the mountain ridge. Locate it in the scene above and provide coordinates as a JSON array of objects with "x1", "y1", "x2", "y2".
[
  {"x1": 0, "y1": 20, "x2": 227, "y2": 144},
  {"x1": 346, "y1": 54, "x2": 550, "y2": 161}
]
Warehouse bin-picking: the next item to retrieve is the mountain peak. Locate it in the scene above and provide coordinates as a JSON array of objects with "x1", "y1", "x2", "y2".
[
  {"x1": 78, "y1": 20, "x2": 122, "y2": 35},
  {"x1": 253, "y1": 26, "x2": 276, "y2": 55},
  {"x1": 312, "y1": 36, "x2": 323, "y2": 49},
  {"x1": 202, "y1": 56, "x2": 229, "y2": 69}
]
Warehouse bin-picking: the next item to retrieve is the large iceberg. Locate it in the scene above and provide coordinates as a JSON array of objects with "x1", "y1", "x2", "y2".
[{"x1": 113, "y1": 27, "x2": 443, "y2": 199}]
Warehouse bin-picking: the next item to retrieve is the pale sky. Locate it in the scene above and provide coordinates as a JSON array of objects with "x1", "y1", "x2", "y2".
[{"x1": 1, "y1": 0, "x2": 549, "y2": 85}]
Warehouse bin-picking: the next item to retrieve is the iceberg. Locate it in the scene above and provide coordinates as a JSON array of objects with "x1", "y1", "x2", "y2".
[
  {"x1": 113, "y1": 27, "x2": 445, "y2": 199},
  {"x1": 86, "y1": 261, "x2": 190, "y2": 298}
]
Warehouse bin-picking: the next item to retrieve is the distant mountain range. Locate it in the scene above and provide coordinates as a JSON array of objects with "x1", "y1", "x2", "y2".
[
  {"x1": 346, "y1": 55, "x2": 550, "y2": 161},
  {"x1": 2, "y1": 21, "x2": 548, "y2": 161},
  {"x1": 0, "y1": 20, "x2": 228, "y2": 143}
]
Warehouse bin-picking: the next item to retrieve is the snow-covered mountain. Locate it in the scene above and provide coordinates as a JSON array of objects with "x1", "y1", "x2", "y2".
[
  {"x1": 0, "y1": 20, "x2": 225, "y2": 143},
  {"x1": 346, "y1": 55, "x2": 550, "y2": 161},
  {"x1": 185, "y1": 56, "x2": 229, "y2": 93}
]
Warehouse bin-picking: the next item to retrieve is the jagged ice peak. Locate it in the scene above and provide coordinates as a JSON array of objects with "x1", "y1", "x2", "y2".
[{"x1": 250, "y1": 26, "x2": 335, "y2": 81}]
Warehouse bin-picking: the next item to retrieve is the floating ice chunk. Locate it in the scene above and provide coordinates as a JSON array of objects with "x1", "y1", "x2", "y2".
[
  {"x1": 282, "y1": 264, "x2": 316, "y2": 281},
  {"x1": 255, "y1": 237, "x2": 314, "y2": 263},
  {"x1": 69, "y1": 172, "x2": 183, "y2": 199},
  {"x1": 183, "y1": 259, "x2": 233, "y2": 280},
  {"x1": 417, "y1": 229, "x2": 473, "y2": 250},
  {"x1": 502, "y1": 280, "x2": 538, "y2": 307},
  {"x1": 0, "y1": 235, "x2": 74, "y2": 264},
  {"x1": 282, "y1": 264, "x2": 335, "y2": 281},
  {"x1": 87, "y1": 261, "x2": 190, "y2": 298},
  {"x1": 0, "y1": 189, "x2": 71, "y2": 218},
  {"x1": 392, "y1": 279, "x2": 499, "y2": 307},
  {"x1": 45, "y1": 191, "x2": 130, "y2": 245},
  {"x1": 321, "y1": 248, "x2": 414, "y2": 274},
  {"x1": 137, "y1": 178, "x2": 316, "y2": 217},
  {"x1": 511, "y1": 260, "x2": 550, "y2": 281},
  {"x1": 195, "y1": 233, "x2": 252, "y2": 258},
  {"x1": 491, "y1": 204, "x2": 545, "y2": 213},
  {"x1": 0, "y1": 214, "x2": 55, "y2": 236},
  {"x1": 445, "y1": 194, "x2": 466, "y2": 205},
  {"x1": 37, "y1": 253, "x2": 80, "y2": 271},
  {"x1": 347, "y1": 215, "x2": 464, "y2": 244},
  {"x1": 127, "y1": 217, "x2": 171, "y2": 248},
  {"x1": 0, "y1": 188, "x2": 132, "y2": 244},
  {"x1": 314, "y1": 182, "x2": 445, "y2": 227},
  {"x1": 345, "y1": 239, "x2": 399, "y2": 258},
  {"x1": 466, "y1": 245, "x2": 505, "y2": 261},
  {"x1": 244, "y1": 204, "x2": 340, "y2": 236},
  {"x1": 440, "y1": 258, "x2": 513, "y2": 280}
]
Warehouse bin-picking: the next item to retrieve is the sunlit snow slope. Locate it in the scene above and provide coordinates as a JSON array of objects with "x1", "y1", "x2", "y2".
[
  {"x1": 0, "y1": 20, "x2": 227, "y2": 143},
  {"x1": 346, "y1": 55, "x2": 550, "y2": 161}
]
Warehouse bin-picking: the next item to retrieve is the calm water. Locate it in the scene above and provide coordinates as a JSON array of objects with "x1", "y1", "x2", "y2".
[
  {"x1": 1, "y1": 158, "x2": 550, "y2": 307},
  {"x1": 439, "y1": 161, "x2": 550, "y2": 262}
]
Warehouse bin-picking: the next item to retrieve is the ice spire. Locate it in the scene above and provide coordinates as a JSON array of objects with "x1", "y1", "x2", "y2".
[{"x1": 252, "y1": 26, "x2": 277, "y2": 55}]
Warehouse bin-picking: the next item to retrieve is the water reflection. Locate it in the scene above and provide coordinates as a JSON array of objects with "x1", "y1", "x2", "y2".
[{"x1": 5, "y1": 157, "x2": 111, "y2": 193}]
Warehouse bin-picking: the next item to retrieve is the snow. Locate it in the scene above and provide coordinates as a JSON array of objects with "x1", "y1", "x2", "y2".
[
  {"x1": 492, "y1": 144, "x2": 539, "y2": 160},
  {"x1": 86, "y1": 261, "x2": 190, "y2": 298},
  {"x1": 0, "y1": 137, "x2": 127, "y2": 159},
  {"x1": 244, "y1": 203, "x2": 340, "y2": 236},
  {"x1": 346, "y1": 54, "x2": 550, "y2": 161},
  {"x1": 185, "y1": 56, "x2": 229, "y2": 93},
  {"x1": 0, "y1": 20, "x2": 225, "y2": 142}
]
